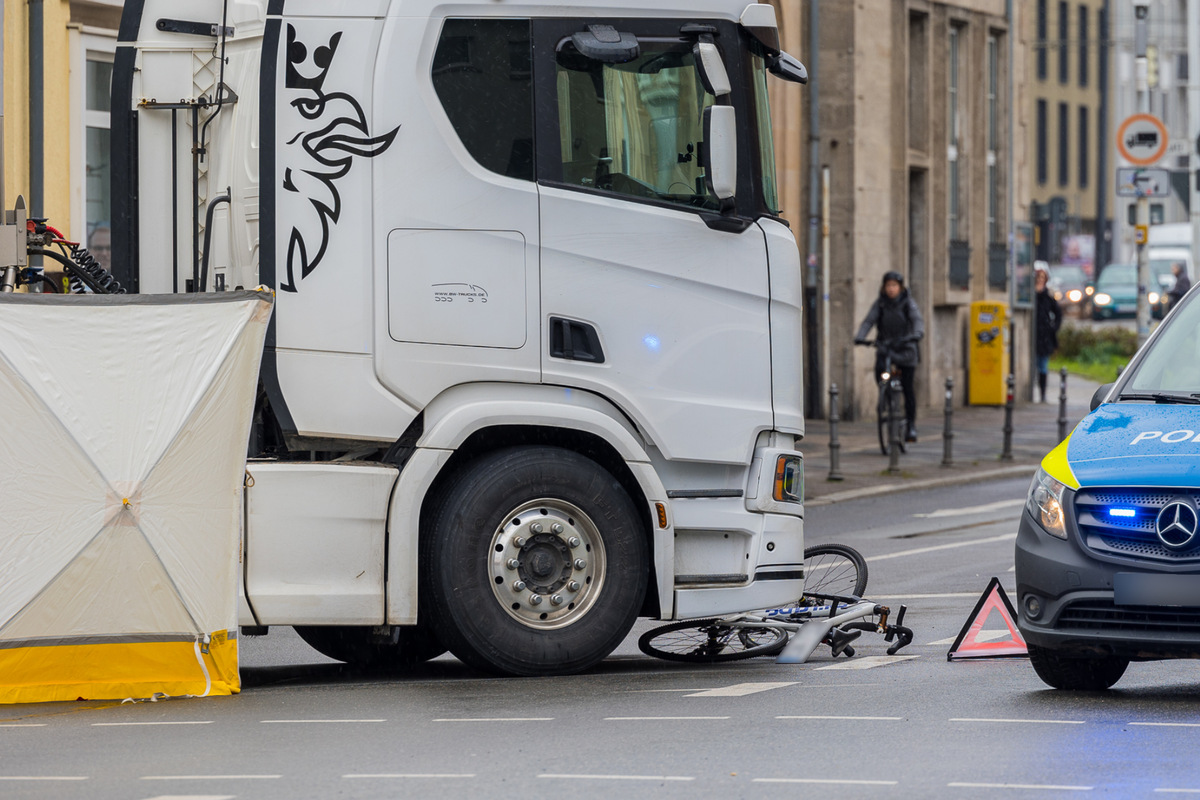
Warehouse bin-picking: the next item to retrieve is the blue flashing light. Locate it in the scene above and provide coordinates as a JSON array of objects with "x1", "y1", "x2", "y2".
[
  {"x1": 1108, "y1": 507, "x2": 1137, "y2": 518},
  {"x1": 643, "y1": 335, "x2": 661, "y2": 353}
]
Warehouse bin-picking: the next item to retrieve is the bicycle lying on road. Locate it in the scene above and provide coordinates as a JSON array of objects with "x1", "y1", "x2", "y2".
[{"x1": 638, "y1": 544, "x2": 913, "y2": 664}]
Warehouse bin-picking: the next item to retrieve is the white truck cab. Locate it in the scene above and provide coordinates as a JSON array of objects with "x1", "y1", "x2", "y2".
[{"x1": 111, "y1": 0, "x2": 809, "y2": 675}]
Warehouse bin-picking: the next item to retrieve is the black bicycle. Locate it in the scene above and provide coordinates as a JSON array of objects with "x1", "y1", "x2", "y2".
[{"x1": 857, "y1": 339, "x2": 907, "y2": 456}]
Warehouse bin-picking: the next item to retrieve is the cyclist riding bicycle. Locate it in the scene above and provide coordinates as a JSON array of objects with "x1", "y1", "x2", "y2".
[{"x1": 854, "y1": 270, "x2": 925, "y2": 442}]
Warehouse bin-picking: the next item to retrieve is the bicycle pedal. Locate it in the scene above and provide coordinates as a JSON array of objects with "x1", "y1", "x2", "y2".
[{"x1": 828, "y1": 628, "x2": 862, "y2": 657}]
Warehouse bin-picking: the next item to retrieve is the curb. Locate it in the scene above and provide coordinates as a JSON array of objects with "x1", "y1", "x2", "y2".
[{"x1": 805, "y1": 463, "x2": 1039, "y2": 507}]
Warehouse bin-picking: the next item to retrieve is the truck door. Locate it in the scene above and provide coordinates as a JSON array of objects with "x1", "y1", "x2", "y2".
[{"x1": 532, "y1": 19, "x2": 773, "y2": 465}]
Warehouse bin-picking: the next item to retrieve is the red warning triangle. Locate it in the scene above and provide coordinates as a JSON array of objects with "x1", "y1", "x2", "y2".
[{"x1": 947, "y1": 577, "x2": 1028, "y2": 660}]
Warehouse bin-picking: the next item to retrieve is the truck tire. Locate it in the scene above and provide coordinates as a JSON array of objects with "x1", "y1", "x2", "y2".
[
  {"x1": 1027, "y1": 643, "x2": 1129, "y2": 690},
  {"x1": 294, "y1": 625, "x2": 446, "y2": 669},
  {"x1": 422, "y1": 446, "x2": 648, "y2": 676}
]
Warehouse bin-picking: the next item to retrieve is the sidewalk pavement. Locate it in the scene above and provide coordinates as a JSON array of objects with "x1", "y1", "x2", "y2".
[{"x1": 801, "y1": 373, "x2": 1104, "y2": 506}]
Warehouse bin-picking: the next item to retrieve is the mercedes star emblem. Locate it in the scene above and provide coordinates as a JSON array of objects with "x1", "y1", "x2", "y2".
[{"x1": 1156, "y1": 501, "x2": 1200, "y2": 550}]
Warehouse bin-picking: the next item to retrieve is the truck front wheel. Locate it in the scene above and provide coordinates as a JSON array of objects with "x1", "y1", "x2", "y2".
[{"x1": 422, "y1": 446, "x2": 648, "y2": 676}]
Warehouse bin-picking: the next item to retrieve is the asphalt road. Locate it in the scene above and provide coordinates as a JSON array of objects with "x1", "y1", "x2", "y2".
[{"x1": 4, "y1": 476, "x2": 1200, "y2": 799}]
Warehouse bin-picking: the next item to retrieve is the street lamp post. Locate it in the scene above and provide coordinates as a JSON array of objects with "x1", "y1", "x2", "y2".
[{"x1": 1133, "y1": 0, "x2": 1151, "y2": 344}]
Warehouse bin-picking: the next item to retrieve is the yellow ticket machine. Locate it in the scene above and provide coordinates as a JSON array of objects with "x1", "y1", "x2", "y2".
[{"x1": 969, "y1": 301, "x2": 1009, "y2": 405}]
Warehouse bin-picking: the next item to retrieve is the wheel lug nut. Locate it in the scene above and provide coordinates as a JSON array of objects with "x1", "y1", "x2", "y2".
[
  {"x1": 514, "y1": 536, "x2": 527, "y2": 547},
  {"x1": 567, "y1": 537, "x2": 580, "y2": 548},
  {"x1": 567, "y1": 581, "x2": 580, "y2": 592},
  {"x1": 530, "y1": 594, "x2": 543, "y2": 605},
  {"x1": 506, "y1": 559, "x2": 520, "y2": 570},
  {"x1": 530, "y1": 523, "x2": 543, "y2": 534},
  {"x1": 551, "y1": 594, "x2": 564, "y2": 606},
  {"x1": 551, "y1": 523, "x2": 564, "y2": 534},
  {"x1": 574, "y1": 559, "x2": 587, "y2": 570},
  {"x1": 512, "y1": 581, "x2": 526, "y2": 592}
]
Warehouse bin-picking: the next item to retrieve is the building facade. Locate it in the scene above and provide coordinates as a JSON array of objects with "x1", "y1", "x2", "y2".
[
  {"x1": 3, "y1": 0, "x2": 123, "y2": 270},
  {"x1": 769, "y1": 0, "x2": 1030, "y2": 421},
  {"x1": 1025, "y1": 0, "x2": 1109, "y2": 273}
]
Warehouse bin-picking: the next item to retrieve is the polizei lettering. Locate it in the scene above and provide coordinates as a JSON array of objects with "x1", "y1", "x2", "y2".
[{"x1": 1130, "y1": 430, "x2": 1200, "y2": 444}]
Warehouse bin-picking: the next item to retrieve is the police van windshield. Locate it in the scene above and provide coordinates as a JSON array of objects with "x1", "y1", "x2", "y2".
[{"x1": 1125, "y1": 293, "x2": 1200, "y2": 396}]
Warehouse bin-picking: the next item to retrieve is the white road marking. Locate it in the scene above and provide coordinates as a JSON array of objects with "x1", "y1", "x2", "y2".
[
  {"x1": 141, "y1": 796, "x2": 236, "y2": 800},
  {"x1": 776, "y1": 715, "x2": 903, "y2": 721},
  {"x1": 619, "y1": 688, "x2": 715, "y2": 693},
  {"x1": 141, "y1": 775, "x2": 282, "y2": 781},
  {"x1": 685, "y1": 682, "x2": 796, "y2": 697},
  {"x1": 538, "y1": 774, "x2": 694, "y2": 782},
  {"x1": 1131, "y1": 722, "x2": 1200, "y2": 728},
  {"x1": 0, "y1": 723, "x2": 46, "y2": 727},
  {"x1": 866, "y1": 533, "x2": 1017, "y2": 563},
  {"x1": 753, "y1": 778, "x2": 898, "y2": 786},
  {"x1": 928, "y1": 631, "x2": 1012, "y2": 646},
  {"x1": 604, "y1": 716, "x2": 729, "y2": 721},
  {"x1": 814, "y1": 655, "x2": 919, "y2": 670},
  {"x1": 914, "y1": 499, "x2": 1025, "y2": 518},
  {"x1": 874, "y1": 593, "x2": 994, "y2": 600},
  {"x1": 94, "y1": 721, "x2": 214, "y2": 726},
  {"x1": 949, "y1": 782, "x2": 1091, "y2": 791},
  {"x1": 1156, "y1": 789, "x2": 1200, "y2": 794},
  {"x1": 260, "y1": 719, "x2": 383, "y2": 724},
  {"x1": 950, "y1": 718, "x2": 1084, "y2": 725},
  {"x1": 433, "y1": 717, "x2": 553, "y2": 722},
  {"x1": 344, "y1": 774, "x2": 475, "y2": 779},
  {"x1": 0, "y1": 776, "x2": 87, "y2": 781}
]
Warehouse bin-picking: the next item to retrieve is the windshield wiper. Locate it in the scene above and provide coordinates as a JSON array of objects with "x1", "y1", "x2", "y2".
[{"x1": 1118, "y1": 392, "x2": 1200, "y2": 405}]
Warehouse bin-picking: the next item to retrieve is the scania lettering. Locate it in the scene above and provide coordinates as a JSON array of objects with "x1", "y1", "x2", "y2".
[
  {"x1": 111, "y1": 0, "x2": 809, "y2": 675},
  {"x1": 1016, "y1": 276, "x2": 1200, "y2": 690}
]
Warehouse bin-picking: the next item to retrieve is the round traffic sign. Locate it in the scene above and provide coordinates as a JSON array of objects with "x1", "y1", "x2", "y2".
[{"x1": 1116, "y1": 114, "x2": 1168, "y2": 166}]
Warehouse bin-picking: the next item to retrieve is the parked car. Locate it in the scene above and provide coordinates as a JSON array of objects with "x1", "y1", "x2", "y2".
[
  {"x1": 1091, "y1": 263, "x2": 1170, "y2": 320},
  {"x1": 1048, "y1": 264, "x2": 1092, "y2": 316}
]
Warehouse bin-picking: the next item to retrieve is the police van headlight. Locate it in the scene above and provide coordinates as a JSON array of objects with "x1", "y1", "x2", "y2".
[{"x1": 1027, "y1": 468, "x2": 1068, "y2": 540}]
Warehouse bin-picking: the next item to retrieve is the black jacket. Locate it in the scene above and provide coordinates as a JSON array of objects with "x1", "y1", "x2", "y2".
[
  {"x1": 855, "y1": 288, "x2": 925, "y2": 367},
  {"x1": 1035, "y1": 288, "x2": 1062, "y2": 358}
]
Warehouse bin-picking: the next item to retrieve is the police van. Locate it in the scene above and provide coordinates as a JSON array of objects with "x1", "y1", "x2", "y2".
[{"x1": 1017, "y1": 284, "x2": 1200, "y2": 689}]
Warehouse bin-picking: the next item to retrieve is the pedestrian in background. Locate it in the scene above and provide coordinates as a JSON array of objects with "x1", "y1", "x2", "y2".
[
  {"x1": 1034, "y1": 266, "x2": 1062, "y2": 403},
  {"x1": 1168, "y1": 262, "x2": 1191, "y2": 310},
  {"x1": 854, "y1": 270, "x2": 924, "y2": 442}
]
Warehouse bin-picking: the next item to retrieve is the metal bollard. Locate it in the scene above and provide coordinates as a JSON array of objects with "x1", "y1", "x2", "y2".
[
  {"x1": 941, "y1": 377, "x2": 954, "y2": 467},
  {"x1": 827, "y1": 383, "x2": 844, "y2": 481},
  {"x1": 888, "y1": 380, "x2": 903, "y2": 475},
  {"x1": 1001, "y1": 374, "x2": 1015, "y2": 461},
  {"x1": 1057, "y1": 368, "x2": 1069, "y2": 441}
]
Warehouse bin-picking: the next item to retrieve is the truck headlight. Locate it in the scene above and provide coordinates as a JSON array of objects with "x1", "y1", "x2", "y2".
[
  {"x1": 1027, "y1": 468, "x2": 1067, "y2": 539},
  {"x1": 773, "y1": 455, "x2": 803, "y2": 503}
]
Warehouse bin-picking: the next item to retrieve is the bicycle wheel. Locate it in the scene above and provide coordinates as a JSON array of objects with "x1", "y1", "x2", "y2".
[
  {"x1": 638, "y1": 618, "x2": 787, "y2": 663},
  {"x1": 877, "y1": 382, "x2": 906, "y2": 455},
  {"x1": 803, "y1": 543, "x2": 868, "y2": 598}
]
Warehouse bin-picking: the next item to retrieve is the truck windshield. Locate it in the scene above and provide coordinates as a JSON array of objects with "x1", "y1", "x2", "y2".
[
  {"x1": 1126, "y1": 293, "x2": 1200, "y2": 395},
  {"x1": 554, "y1": 38, "x2": 720, "y2": 211}
]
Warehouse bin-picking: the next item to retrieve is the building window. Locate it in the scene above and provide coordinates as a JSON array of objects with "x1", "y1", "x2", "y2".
[
  {"x1": 948, "y1": 25, "x2": 963, "y2": 242},
  {"x1": 986, "y1": 35, "x2": 1000, "y2": 244},
  {"x1": 1057, "y1": 1, "x2": 1069, "y2": 84},
  {"x1": 71, "y1": 32, "x2": 118, "y2": 273},
  {"x1": 1036, "y1": 99, "x2": 1047, "y2": 185},
  {"x1": 1078, "y1": 5, "x2": 1089, "y2": 88},
  {"x1": 1058, "y1": 102, "x2": 1069, "y2": 187},
  {"x1": 1036, "y1": 0, "x2": 1047, "y2": 80},
  {"x1": 1078, "y1": 106, "x2": 1089, "y2": 189}
]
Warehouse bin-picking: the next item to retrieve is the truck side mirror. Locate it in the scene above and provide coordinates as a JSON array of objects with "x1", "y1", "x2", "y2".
[
  {"x1": 767, "y1": 51, "x2": 808, "y2": 84},
  {"x1": 693, "y1": 41, "x2": 731, "y2": 97},
  {"x1": 1090, "y1": 382, "x2": 1114, "y2": 412},
  {"x1": 702, "y1": 105, "x2": 737, "y2": 204}
]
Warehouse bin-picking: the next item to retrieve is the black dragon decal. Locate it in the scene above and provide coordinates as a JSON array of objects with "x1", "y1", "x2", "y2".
[{"x1": 281, "y1": 25, "x2": 399, "y2": 292}]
